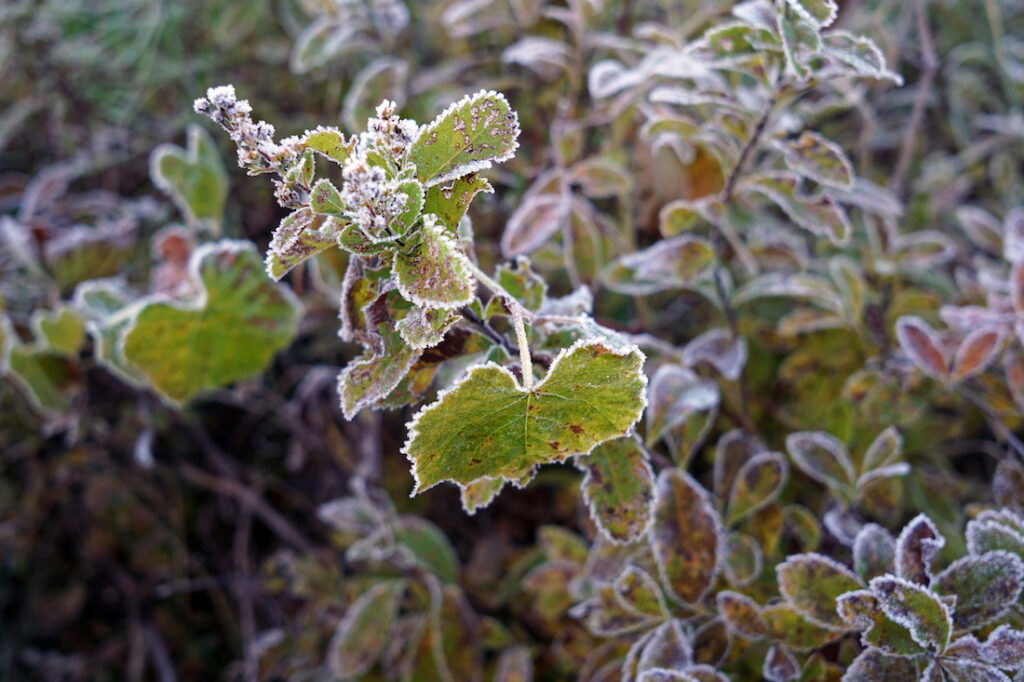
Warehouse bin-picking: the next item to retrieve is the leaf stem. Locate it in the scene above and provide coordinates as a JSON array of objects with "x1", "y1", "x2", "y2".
[{"x1": 466, "y1": 260, "x2": 536, "y2": 389}]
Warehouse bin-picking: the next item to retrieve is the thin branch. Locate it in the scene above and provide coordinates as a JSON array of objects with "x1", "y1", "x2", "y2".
[
  {"x1": 889, "y1": 0, "x2": 939, "y2": 197},
  {"x1": 178, "y1": 462, "x2": 315, "y2": 553},
  {"x1": 460, "y1": 306, "x2": 518, "y2": 357},
  {"x1": 723, "y1": 94, "x2": 777, "y2": 203}
]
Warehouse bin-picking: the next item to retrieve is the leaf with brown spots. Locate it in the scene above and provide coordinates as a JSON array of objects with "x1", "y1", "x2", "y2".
[
  {"x1": 649, "y1": 469, "x2": 723, "y2": 604},
  {"x1": 579, "y1": 436, "x2": 656, "y2": 544}
]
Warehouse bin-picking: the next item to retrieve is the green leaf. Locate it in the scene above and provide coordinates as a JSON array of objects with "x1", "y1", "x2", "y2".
[
  {"x1": 932, "y1": 551, "x2": 1024, "y2": 631},
  {"x1": 967, "y1": 511, "x2": 1024, "y2": 562},
  {"x1": 870, "y1": 576, "x2": 953, "y2": 653},
  {"x1": 717, "y1": 591, "x2": 769, "y2": 639},
  {"x1": 645, "y1": 365, "x2": 720, "y2": 448},
  {"x1": 836, "y1": 589, "x2": 923, "y2": 655},
  {"x1": 726, "y1": 452, "x2": 789, "y2": 525},
  {"x1": 853, "y1": 524, "x2": 896, "y2": 581},
  {"x1": 741, "y1": 173, "x2": 851, "y2": 244},
  {"x1": 422, "y1": 174, "x2": 493, "y2": 232},
  {"x1": 723, "y1": 532, "x2": 764, "y2": 586},
  {"x1": 842, "y1": 649, "x2": 918, "y2": 682},
  {"x1": 410, "y1": 90, "x2": 521, "y2": 187},
  {"x1": 309, "y1": 178, "x2": 346, "y2": 216},
  {"x1": 602, "y1": 236, "x2": 716, "y2": 295},
  {"x1": 118, "y1": 241, "x2": 302, "y2": 405},
  {"x1": 537, "y1": 525, "x2": 588, "y2": 565},
  {"x1": 150, "y1": 124, "x2": 228, "y2": 231},
  {"x1": 614, "y1": 565, "x2": 669, "y2": 618},
  {"x1": 785, "y1": 431, "x2": 856, "y2": 503},
  {"x1": 338, "y1": 323, "x2": 421, "y2": 420},
  {"x1": 393, "y1": 516, "x2": 460, "y2": 584},
  {"x1": 301, "y1": 125, "x2": 355, "y2": 165},
  {"x1": 266, "y1": 208, "x2": 344, "y2": 281},
  {"x1": 650, "y1": 469, "x2": 723, "y2": 604},
  {"x1": 776, "y1": 553, "x2": 863, "y2": 630},
  {"x1": 459, "y1": 477, "x2": 505, "y2": 515},
  {"x1": 33, "y1": 306, "x2": 85, "y2": 357},
  {"x1": 785, "y1": 0, "x2": 837, "y2": 28},
  {"x1": 403, "y1": 339, "x2": 647, "y2": 493},
  {"x1": 578, "y1": 436, "x2": 656, "y2": 544},
  {"x1": 775, "y1": 132, "x2": 853, "y2": 190},
  {"x1": 396, "y1": 306, "x2": 460, "y2": 350},
  {"x1": 394, "y1": 215, "x2": 476, "y2": 309},
  {"x1": 762, "y1": 603, "x2": 840, "y2": 651},
  {"x1": 4, "y1": 342, "x2": 78, "y2": 416},
  {"x1": 327, "y1": 579, "x2": 407, "y2": 679}
]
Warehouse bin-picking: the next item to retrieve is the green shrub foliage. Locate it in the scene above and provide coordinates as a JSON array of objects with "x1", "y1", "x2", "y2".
[{"x1": 2, "y1": 0, "x2": 1024, "y2": 680}]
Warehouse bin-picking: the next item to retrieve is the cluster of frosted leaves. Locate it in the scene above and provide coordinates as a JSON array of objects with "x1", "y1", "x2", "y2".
[
  {"x1": 0, "y1": 305, "x2": 86, "y2": 416},
  {"x1": 149, "y1": 124, "x2": 228, "y2": 234},
  {"x1": 567, "y1": 463, "x2": 862, "y2": 681},
  {"x1": 590, "y1": 0, "x2": 904, "y2": 304},
  {"x1": 808, "y1": 512, "x2": 1024, "y2": 681},
  {"x1": 289, "y1": 0, "x2": 410, "y2": 74},
  {"x1": 74, "y1": 241, "x2": 302, "y2": 405},
  {"x1": 314, "y1": 494, "x2": 496, "y2": 681}
]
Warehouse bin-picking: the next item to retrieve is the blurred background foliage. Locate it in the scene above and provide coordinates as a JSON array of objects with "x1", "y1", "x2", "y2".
[{"x1": 1, "y1": 0, "x2": 1024, "y2": 680}]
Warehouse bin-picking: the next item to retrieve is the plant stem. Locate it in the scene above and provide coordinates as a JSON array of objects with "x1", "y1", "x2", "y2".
[
  {"x1": 723, "y1": 94, "x2": 777, "y2": 203},
  {"x1": 467, "y1": 260, "x2": 536, "y2": 389}
]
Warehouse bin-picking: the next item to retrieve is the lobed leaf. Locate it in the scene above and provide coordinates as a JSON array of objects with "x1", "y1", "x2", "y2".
[
  {"x1": 836, "y1": 589, "x2": 923, "y2": 656},
  {"x1": 149, "y1": 124, "x2": 228, "y2": 231},
  {"x1": 120, "y1": 241, "x2": 302, "y2": 405},
  {"x1": 841, "y1": 648, "x2": 918, "y2": 682},
  {"x1": 896, "y1": 514, "x2": 946, "y2": 586},
  {"x1": 403, "y1": 339, "x2": 647, "y2": 493}
]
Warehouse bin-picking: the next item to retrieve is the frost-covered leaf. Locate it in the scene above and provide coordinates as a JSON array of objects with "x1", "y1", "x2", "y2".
[
  {"x1": 853, "y1": 524, "x2": 896, "y2": 581},
  {"x1": 150, "y1": 124, "x2": 227, "y2": 232},
  {"x1": 341, "y1": 57, "x2": 408, "y2": 133},
  {"x1": 645, "y1": 365, "x2": 720, "y2": 447},
  {"x1": 896, "y1": 316, "x2": 950, "y2": 382},
  {"x1": 966, "y1": 512, "x2": 1024, "y2": 562},
  {"x1": 327, "y1": 579, "x2": 407, "y2": 678},
  {"x1": 741, "y1": 173, "x2": 851, "y2": 244},
  {"x1": 785, "y1": 431, "x2": 856, "y2": 502},
  {"x1": 614, "y1": 565, "x2": 669, "y2": 618},
  {"x1": 861, "y1": 427, "x2": 903, "y2": 474},
  {"x1": 763, "y1": 643, "x2": 800, "y2": 682},
  {"x1": 713, "y1": 430, "x2": 767, "y2": 503},
  {"x1": 571, "y1": 582, "x2": 657, "y2": 637},
  {"x1": 410, "y1": 90, "x2": 520, "y2": 187},
  {"x1": 266, "y1": 208, "x2": 343, "y2": 280},
  {"x1": 723, "y1": 532, "x2": 763, "y2": 586},
  {"x1": 892, "y1": 231, "x2": 958, "y2": 271},
  {"x1": 869, "y1": 575, "x2": 953, "y2": 653},
  {"x1": 33, "y1": 306, "x2": 85, "y2": 357},
  {"x1": 762, "y1": 603, "x2": 839, "y2": 651},
  {"x1": 394, "y1": 216, "x2": 476, "y2": 309},
  {"x1": 822, "y1": 30, "x2": 902, "y2": 83},
  {"x1": 993, "y1": 460, "x2": 1024, "y2": 511},
  {"x1": 933, "y1": 659, "x2": 1010, "y2": 682},
  {"x1": 726, "y1": 452, "x2": 788, "y2": 525},
  {"x1": 932, "y1": 551, "x2": 1024, "y2": 630},
  {"x1": 775, "y1": 132, "x2": 853, "y2": 190},
  {"x1": 733, "y1": 272, "x2": 843, "y2": 313},
  {"x1": 836, "y1": 589, "x2": 923, "y2": 656},
  {"x1": 404, "y1": 339, "x2": 646, "y2": 492},
  {"x1": 841, "y1": 648, "x2": 918, "y2": 682},
  {"x1": 501, "y1": 36, "x2": 570, "y2": 80},
  {"x1": 4, "y1": 337, "x2": 79, "y2": 416},
  {"x1": 579, "y1": 436, "x2": 656, "y2": 544},
  {"x1": 951, "y1": 326, "x2": 1005, "y2": 384},
  {"x1": 650, "y1": 469, "x2": 722, "y2": 604},
  {"x1": 423, "y1": 174, "x2": 493, "y2": 232},
  {"x1": 301, "y1": 126, "x2": 355, "y2": 165},
  {"x1": 393, "y1": 516, "x2": 460, "y2": 584},
  {"x1": 777, "y1": 553, "x2": 863, "y2": 630},
  {"x1": 460, "y1": 478, "x2": 504, "y2": 515},
  {"x1": 500, "y1": 193, "x2": 571, "y2": 258},
  {"x1": 396, "y1": 306, "x2": 460, "y2": 350},
  {"x1": 896, "y1": 514, "x2": 945, "y2": 586},
  {"x1": 978, "y1": 625, "x2": 1024, "y2": 670},
  {"x1": 117, "y1": 241, "x2": 301, "y2": 405},
  {"x1": 1005, "y1": 208, "x2": 1024, "y2": 264},
  {"x1": 602, "y1": 236, "x2": 716, "y2": 295},
  {"x1": 717, "y1": 591, "x2": 769, "y2": 639},
  {"x1": 636, "y1": 619, "x2": 693, "y2": 673},
  {"x1": 569, "y1": 157, "x2": 634, "y2": 198},
  {"x1": 682, "y1": 328, "x2": 748, "y2": 381}
]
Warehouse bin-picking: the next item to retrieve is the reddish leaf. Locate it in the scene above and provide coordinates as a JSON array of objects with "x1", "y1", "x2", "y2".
[{"x1": 895, "y1": 316, "x2": 949, "y2": 381}]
